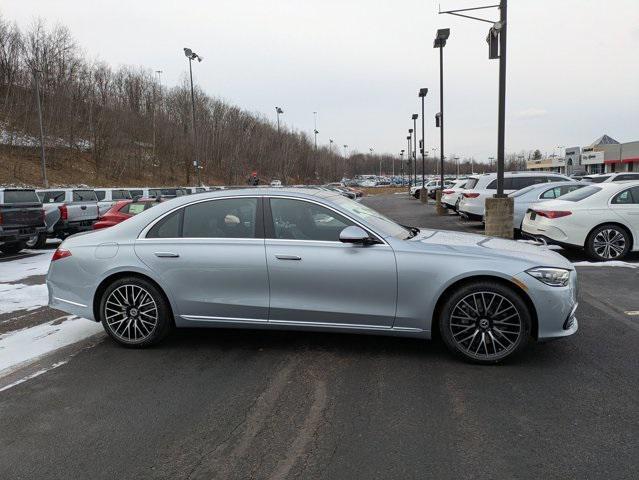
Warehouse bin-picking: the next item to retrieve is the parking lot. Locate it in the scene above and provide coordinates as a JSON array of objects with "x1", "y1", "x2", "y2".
[{"x1": 1, "y1": 192, "x2": 638, "y2": 480}]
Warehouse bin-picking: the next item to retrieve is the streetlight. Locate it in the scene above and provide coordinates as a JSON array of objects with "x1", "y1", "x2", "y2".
[
  {"x1": 399, "y1": 149, "x2": 405, "y2": 180},
  {"x1": 406, "y1": 134, "x2": 412, "y2": 190},
  {"x1": 313, "y1": 111, "x2": 318, "y2": 149},
  {"x1": 411, "y1": 115, "x2": 418, "y2": 187},
  {"x1": 276, "y1": 107, "x2": 284, "y2": 133},
  {"x1": 454, "y1": 156, "x2": 460, "y2": 177},
  {"x1": 184, "y1": 47, "x2": 203, "y2": 186},
  {"x1": 418, "y1": 89, "x2": 428, "y2": 190},
  {"x1": 433, "y1": 28, "x2": 449, "y2": 212}
]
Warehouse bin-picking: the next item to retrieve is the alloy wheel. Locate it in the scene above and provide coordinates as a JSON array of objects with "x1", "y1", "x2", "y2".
[
  {"x1": 104, "y1": 284, "x2": 158, "y2": 343},
  {"x1": 593, "y1": 228, "x2": 626, "y2": 259},
  {"x1": 449, "y1": 291, "x2": 522, "y2": 360}
]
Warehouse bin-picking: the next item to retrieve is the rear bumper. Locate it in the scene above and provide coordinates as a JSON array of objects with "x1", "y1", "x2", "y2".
[
  {"x1": 53, "y1": 220, "x2": 96, "y2": 235},
  {"x1": 0, "y1": 225, "x2": 46, "y2": 243}
]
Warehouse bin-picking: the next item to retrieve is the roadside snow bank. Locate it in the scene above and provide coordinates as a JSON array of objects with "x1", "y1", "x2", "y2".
[
  {"x1": 0, "y1": 252, "x2": 52, "y2": 283},
  {"x1": 573, "y1": 260, "x2": 637, "y2": 269},
  {"x1": 0, "y1": 315, "x2": 103, "y2": 374},
  {"x1": 0, "y1": 283, "x2": 49, "y2": 314}
]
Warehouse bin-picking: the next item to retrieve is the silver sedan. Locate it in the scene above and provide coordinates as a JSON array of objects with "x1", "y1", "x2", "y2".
[{"x1": 47, "y1": 188, "x2": 578, "y2": 363}]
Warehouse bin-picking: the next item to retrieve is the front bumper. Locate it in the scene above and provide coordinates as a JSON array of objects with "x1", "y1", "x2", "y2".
[{"x1": 513, "y1": 270, "x2": 579, "y2": 341}]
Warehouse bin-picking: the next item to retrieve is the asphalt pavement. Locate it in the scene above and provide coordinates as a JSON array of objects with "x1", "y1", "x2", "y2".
[{"x1": 1, "y1": 193, "x2": 638, "y2": 480}]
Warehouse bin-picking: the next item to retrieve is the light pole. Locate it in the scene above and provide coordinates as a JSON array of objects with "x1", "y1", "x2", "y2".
[
  {"x1": 418, "y1": 89, "x2": 428, "y2": 189},
  {"x1": 184, "y1": 47, "x2": 203, "y2": 186},
  {"x1": 406, "y1": 134, "x2": 412, "y2": 191},
  {"x1": 313, "y1": 111, "x2": 318, "y2": 149},
  {"x1": 32, "y1": 69, "x2": 48, "y2": 187},
  {"x1": 276, "y1": 107, "x2": 284, "y2": 133},
  {"x1": 454, "y1": 156, "x2": 460, "y2": 177},
  {"x1": 153, "y1": 70, "x2": 163, "y2": 166},
  {"x1": 434, "y1": 29, "x2": 449, "y2": 212},
  {"x1": 400, "y1": 150, "x2": 405, "y2": 180},
  {"x1": 411, "y1": 115, "x2": 418, "y2": 187}
]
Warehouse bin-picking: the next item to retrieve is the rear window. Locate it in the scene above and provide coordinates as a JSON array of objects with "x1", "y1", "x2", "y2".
[
  {"x1": 41, "y1": 191, "x2": 66, "y2": 203},
  {"x1": 120, "y1": 201, "x2": 154, "y2": 215},
  {"x1": 583, "y1": 176, "x2": 610, "y2": 183},
  {"x1": 464, "y1": 178, "x2": 479, "y2": 189},
  {"x1": 3, "y1": 190, "x2": 41, "y2": 203},
  {"x1": 73, "y1": 190, "x2": 98, "y2": 202},
  {"x1": 560, "y1": 186, "x2": 601, "y2": 202},
  {"x1": 112, "y1": 189, "x2": 131, "y2": 200},
  {"x1": 129, "y1": 189, "x2": 143, "y2": 197}
]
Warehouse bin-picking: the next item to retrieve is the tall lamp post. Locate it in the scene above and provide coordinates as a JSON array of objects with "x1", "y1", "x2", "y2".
[
  {"x1": 399, "y1": 150, "x2": 405, "y2": 180},
  {"x1": 276, "y1": 107, "x2": 284, "y2": 133},
  {"x1": 184, "y1": 47, "x2": 203, "y2": 186},
  {"x1": 433, "y1": 28, "x2": 449, "y2": 213},
  {"x1": 440, "y1": 1, "x2": 512, "y2": 236},
  {"x1": 418, "y1": 89, "x2": 428, "y2": 190},
  {"x1": 411, "y1": 114, "x2": 418, "y2": 187},
  {"x1": 313, "y1": 111, "x2": 318, "y2": 149},
  {"x1": 406, "y1": 134, "x2": 412, "y2": 191}
]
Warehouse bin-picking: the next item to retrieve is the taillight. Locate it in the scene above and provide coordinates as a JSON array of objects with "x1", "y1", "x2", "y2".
[
  {"x1": 442, "y1": 189, "x2": 455, "y2": 194},
  {"x1": 41, "y1": 208, "x2": 46, "y2": 224},
  {"x1": 59, "y1": 204, "x2": 68, "y2": 220},
  {"x1": 534, "y1": 210, "x2": 572, "y2": 219},
  {"x1": 52, "y1": 247, "x2": 72, "y2": 261},
  {"x1": 463, "y1": 192, "x2": 480, "y2": 198}
]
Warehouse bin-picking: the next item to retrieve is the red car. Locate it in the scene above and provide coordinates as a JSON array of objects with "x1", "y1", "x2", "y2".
[{"x1": 93, "y1": 199, "x2": 161, "y2": 230}]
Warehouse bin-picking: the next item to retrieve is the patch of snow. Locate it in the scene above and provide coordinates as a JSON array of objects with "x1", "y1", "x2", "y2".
[
  {"x1": 0, "y1": 316, "x2": 103, "y2": 374},
  {"x1": 572, "y1": 260, "x2": 637, "y2": 268},
  {"x1": 0, "y1": 124, "x2": 92, "y2": 151},
  {"x1": 0, "y1": 283, "x2": 49, "y2": 314},
  {"x1": 0, "y1": 251, "x2": 52, "y2": 283}
]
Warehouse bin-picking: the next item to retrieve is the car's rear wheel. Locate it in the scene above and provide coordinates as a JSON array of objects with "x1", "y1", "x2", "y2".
[
  {"x1": 439, "y1": 281, "x2": 531, "y2": 364},
  {"x1": 586, "y1": 224, "x2": 631, "y2": 261},
  {"x1": 454, "y1": 197, "x2": 460, "y2": 213},
  {"x1": 0, "y1": 241, "x2": 26, "y2": 255},
  {"x1": 99, "y1": 277, "x2": 173, "y2": 348}
]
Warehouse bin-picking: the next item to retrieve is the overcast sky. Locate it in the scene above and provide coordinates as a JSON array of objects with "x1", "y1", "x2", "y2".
[{"x1": 4, "y1": 0, "x2": 639, "y2": 161}]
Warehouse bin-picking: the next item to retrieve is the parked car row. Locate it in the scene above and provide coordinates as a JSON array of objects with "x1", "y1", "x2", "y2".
[
  {"x1": 0, "y1": 185, "x2": 218, "y2": 255},
  {"x1": 424, "y1": 171, "x2": 639, "y2": 261}
]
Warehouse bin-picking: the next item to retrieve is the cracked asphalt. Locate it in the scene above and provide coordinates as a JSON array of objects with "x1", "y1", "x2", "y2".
[{"x1": 1, "y1": 193, "x2": 638, "y2": 480}]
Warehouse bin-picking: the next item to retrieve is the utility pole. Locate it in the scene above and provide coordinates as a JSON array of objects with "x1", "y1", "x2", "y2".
[
  {"x1": 419, "y1": 89, "x2": 428, "y2": 191},
  {"x1": 406, "y1": 134, "x2": 412, "y2": 192},
  {"x1": 313, "y1": 111, "x2": 318, "y2": 149},
  {"x1": 33, "y1": 69, "x2": 48, "y2": 188},
  {"x1": 153, "y1": 70, "x2": 162, "y2": 166}
]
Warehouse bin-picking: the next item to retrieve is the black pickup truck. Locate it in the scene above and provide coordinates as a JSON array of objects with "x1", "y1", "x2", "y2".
[{"x1": 0, "y1": 188, "x2": 46, "y2": 255}]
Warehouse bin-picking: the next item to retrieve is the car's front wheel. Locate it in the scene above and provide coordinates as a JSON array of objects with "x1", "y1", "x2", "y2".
[
  {"x1": 586, "y1": 224, "x2": 631, "y2": 261},
  {"x1": 99, "y1": 277, "x2": 173, "y2": 347},
  {"x1": 439, "y1": 281, "x2": 531, "y2": 364}
]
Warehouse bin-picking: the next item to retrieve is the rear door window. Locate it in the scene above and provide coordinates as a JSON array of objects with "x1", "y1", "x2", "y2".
[
  {"x1": 95, "y1": 190, "x2": 106, "y2": 201},
  {"x1": 147, "y1": 210, "x2": 183, "y2": 238},
  {"x1": 182, "y1": 198, "x2": 259, "y2": 238},
  {"x1": 612, "y1": 187, "x2": 639, "y2": 204}
]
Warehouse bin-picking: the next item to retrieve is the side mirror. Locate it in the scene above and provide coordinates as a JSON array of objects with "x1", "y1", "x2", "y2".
[{"x1": 339, "y1": 226, "x2": 374, "y2": 244}]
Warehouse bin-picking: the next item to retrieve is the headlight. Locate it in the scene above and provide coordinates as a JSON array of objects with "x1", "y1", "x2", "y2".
[{"x1": 526, "y1": 267, "x2": 570, "y2": 287}]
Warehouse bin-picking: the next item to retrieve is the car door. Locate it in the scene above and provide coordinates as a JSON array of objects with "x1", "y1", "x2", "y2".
[
  {"x1": 264, "y1": 196, "x2": 397, "y2": 329},
  {"x1": 134, "y1": 196, "x2": 270, "y2": 323},
  {"x1": 609, "y1": 186, "x2": 639, "y2": 245}
]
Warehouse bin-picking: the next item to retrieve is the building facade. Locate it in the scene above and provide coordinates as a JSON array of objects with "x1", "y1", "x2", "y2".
[{"x1": 526, "y1": 135, "x2": 639, "y2": 174}]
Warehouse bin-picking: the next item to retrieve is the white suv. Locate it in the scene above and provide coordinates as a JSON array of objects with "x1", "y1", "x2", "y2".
[
  {"x1": 581, "y1": 172, "x2": 639, "y2": 183},
  {"x1": 458, "y1": 172, "x2": 571, "y2": 221}
]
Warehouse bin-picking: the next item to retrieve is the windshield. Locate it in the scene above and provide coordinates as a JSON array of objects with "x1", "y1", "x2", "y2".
[
  {"x1": 559, "y1": 185, "x2": 601, "y2": 202},
  {"x1": 330, "y1": 195, "x2": 411, "y2": 239}
]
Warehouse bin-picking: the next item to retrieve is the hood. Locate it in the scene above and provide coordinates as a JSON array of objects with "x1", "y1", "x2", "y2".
[{"x1": 411, "y1": 229, "x2": 573, "y2": 269}]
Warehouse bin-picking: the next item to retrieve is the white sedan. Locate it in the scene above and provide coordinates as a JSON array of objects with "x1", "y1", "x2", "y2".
[
  {"x1": 522, "y1": 181, "x2": 639, "y2": 260},
  {"x1": 441, "y1": 179, "x2": 468, "y2": 211}
]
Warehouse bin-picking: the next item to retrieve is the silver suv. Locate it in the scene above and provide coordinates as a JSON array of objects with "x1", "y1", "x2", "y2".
[{"x1": 35, "y1": 188, "x2": 99, "y2": 246}]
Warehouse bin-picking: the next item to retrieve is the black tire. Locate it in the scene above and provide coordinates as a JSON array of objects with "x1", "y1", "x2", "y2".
[
  {"x1": 99, "y1": 276, "x2": 173, "y2": 348},
  {"x1": 454, "y1": 197, "x2": 460, "y2": 213},
  {"x1": 0, "y1": 241, "x2": 26, "y2": 255},
  {"x1": 414, "y1": 190, "x2": 420, "y2": 199},
  {"x1": 438, "y1": 281, "x2": 532, "y2": 364},
  {"x1": 585, "y1": 223, "x2": 631, "y2": 261},
  {"x1": 26, "y1": 233, "x2": 47, "y2": 249}
]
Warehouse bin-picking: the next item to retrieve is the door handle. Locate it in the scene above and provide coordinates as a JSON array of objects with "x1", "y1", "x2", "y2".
[
  {"x1": 154, "y1": 251, "x2": 180, "y2": 258},
  {"x1": 275, "y1": 254, "x2": 301, "y2": 261},
  {"x1": 81, "y1": 205, "x2": 87, "y2": 210}
]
